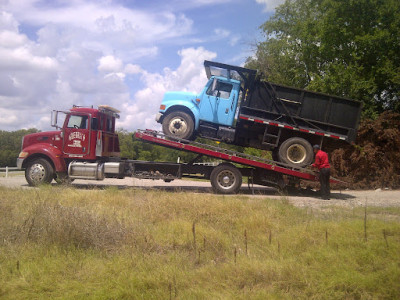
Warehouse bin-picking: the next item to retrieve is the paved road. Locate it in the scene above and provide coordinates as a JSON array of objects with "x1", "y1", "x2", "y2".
[{"x1": 1, "y1": 175, "x2": 400, "y2": 209}]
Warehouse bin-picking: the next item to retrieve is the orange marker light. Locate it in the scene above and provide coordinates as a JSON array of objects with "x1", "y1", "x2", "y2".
[{"x1": 159, "y1": 104, "x2": 166, "y2": 110}]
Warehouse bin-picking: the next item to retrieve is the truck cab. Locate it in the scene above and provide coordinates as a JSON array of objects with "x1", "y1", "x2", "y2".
[
  {"x1": 59, "y1": 105, "x2": 121, "y2": 159},
  {"x1": 17, "y1": 105, "x2": 122, "y2": 186},
  {"x1": 156, "y1": 61, "x2": 253, "y2": 142},
  {"x1": 198, "y1": 77, "x2": 240, "y2": 126}
]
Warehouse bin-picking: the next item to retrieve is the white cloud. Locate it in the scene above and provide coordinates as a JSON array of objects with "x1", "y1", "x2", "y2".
[
  {"x1": 0, "y1": 6, "x2": 217, "y2": 133},
  {"x1": 98, "y1": 55, "x2": 123, "y2": 73},
  {"x1": 0, "y1": 46, "x2": 57, "y2": 71},
  {"x1": 0, "y1": 30, "x2": 27, "y2": 47},
  {"x1": 117, "y1": 47, "x2": 217, "y2": 131},
  {"x1": 0, "y1": 12, "x2": 58, "y2": 119},
  {"x1": 0, "y1": 108, "x2": 17, "y2": 125},
  {"x1": 255, "y1": 0, "x2": 285, "y2": 12},
  {"x1": 3, "y1": 1, "x2": 193, "y2": 50},
  {"x1": 0, "y1": 11, "x2": 18, "y2": 31},
  {"x1": 0, "y1": 1, "x2": 199, "y2": 131},
  {"x1": 125, "y1": 64, "x2": 143, "y2": 75}
]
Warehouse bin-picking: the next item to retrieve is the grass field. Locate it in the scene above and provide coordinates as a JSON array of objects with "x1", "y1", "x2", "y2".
[
  {"x1": 0, "y1": 186, "x2": 399, "y2": 299},
  {"x1": 0, "y1": 171, "x2": 24, "y2": 177}
]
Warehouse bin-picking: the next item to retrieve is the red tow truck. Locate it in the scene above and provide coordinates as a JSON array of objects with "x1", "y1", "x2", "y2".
[{"x1": 17, "y1": 105, "x2": 341, "y2": 194}]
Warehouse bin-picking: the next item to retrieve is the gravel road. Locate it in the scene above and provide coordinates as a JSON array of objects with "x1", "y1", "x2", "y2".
[{"x1": 1, "y1": 175, "x2": 400, "y2": 209}]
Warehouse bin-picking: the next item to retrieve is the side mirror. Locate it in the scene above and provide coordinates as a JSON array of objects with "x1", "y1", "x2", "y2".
[
  {"x1": 51, "y1": 110, "x2": 58, "y2": 128},
  {"x1": 51, "y1": 110, "x2": 63, "y2": 129}
]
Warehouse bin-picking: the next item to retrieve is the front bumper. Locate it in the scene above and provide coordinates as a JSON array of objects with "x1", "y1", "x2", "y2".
[
  {"x1": 155, "y1": 112, "x2": 164, "y2": 123},
  {"x1": 16, "y1": 158, "x2": 25, "y2": 170}
]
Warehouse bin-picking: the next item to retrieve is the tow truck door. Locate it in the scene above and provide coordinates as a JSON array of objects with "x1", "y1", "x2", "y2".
[
  {"x1": 199, "y1": 78, "x2": 239, "y2": 126},
  {"x1": 63, "y1": 113, "x2": 91, "y2": 157}
]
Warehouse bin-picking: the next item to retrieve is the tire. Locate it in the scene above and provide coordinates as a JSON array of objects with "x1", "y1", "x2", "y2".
[
  {"x1": 25, "y1": 158, "x2": 54, "y2": 186},
  {"x1": 278, "y1": 137, "x2": 313, "y2": 168},
  {"x1": 162, "y1": 111, "x2": 194, "y2": 140},
  {"x1": 210, "y1": 163, "x2": 242, "y2": 194}
]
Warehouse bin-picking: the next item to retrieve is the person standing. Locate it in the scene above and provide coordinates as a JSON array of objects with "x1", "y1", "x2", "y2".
[{"x1": 312, "y1": 145, "x2": 331, "y2": 200}]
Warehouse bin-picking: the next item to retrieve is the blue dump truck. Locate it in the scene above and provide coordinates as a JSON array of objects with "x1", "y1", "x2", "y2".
[{"x1": 156, "y1": 61, "x2": 362, "y2": 167}]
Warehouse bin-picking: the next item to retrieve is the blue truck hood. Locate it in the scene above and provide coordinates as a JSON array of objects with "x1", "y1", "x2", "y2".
[{"x1": 162, "y1": 91, "x2": 197, "y2": 103}]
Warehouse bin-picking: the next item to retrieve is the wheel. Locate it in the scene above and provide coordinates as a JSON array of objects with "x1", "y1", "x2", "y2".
[
  {"x1": 278, "y1": 137, "x2": 313, "y2": 168},
  {"x1": 25, "y1": 158, "x2": 54, "y2": 186},
  {"x1": 210, "y1": 163, "x2": 242, "y2": 194},
  {"x1": 162, "y1": 111, "x2": 194, "y2": 140}
]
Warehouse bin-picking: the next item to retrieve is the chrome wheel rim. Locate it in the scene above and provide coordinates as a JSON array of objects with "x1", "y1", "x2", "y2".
[
  {"x1": 29, "y1": 163, "x2": 46, "y2": 184},
  {"x1": 216, "y1": 170, "x2": 236, "y2": 190},
  {"x1": 168, "y1": 117, "x2": 188, "y2": 135},
  {"x1": 287, "y1": 144, "x2": 307, "y2": 164}
]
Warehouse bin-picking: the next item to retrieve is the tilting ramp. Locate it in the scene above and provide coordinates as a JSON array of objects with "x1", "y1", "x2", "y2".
[{"x1": 135, "y1": 130, "x2": 343, "y2": 184}]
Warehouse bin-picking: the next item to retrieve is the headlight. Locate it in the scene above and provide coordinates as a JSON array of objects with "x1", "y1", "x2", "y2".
[{"x1": 18, "y1": 151, "x2": 29, "y2": 158}]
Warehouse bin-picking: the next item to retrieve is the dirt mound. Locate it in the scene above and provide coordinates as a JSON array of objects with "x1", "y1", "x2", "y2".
[{"x1": 330, "y1": 111, "x2": 400, "y2": 189}]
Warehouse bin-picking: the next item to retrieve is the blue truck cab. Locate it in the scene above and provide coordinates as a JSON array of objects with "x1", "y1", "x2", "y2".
[{"x1": 156, "y1": 62, "x2": 245, "y2": 142}]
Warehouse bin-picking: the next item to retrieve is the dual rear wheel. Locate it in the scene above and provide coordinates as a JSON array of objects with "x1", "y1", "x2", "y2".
[{"x1": 278, "y1": 137, "x2": 314, "y2": 168}]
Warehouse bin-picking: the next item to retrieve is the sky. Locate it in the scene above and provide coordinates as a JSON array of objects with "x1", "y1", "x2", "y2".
[{"x1": 0, "y1": 0, "x2": 284, "y2": 132}]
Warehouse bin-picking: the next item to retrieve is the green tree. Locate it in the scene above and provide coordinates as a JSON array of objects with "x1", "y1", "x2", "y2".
[
  {"x1": 117, "y1": 129, "x2": 138, "y2": 159},
  {"x1": 118, "y1": 129, "x2": 199, "y2": 163},
  {"x1": 248, "y1": 0, "x2": 400, "y2": 117},
  {"x1": 0, "y1": 129, "x2": 39, "y2": 167}
]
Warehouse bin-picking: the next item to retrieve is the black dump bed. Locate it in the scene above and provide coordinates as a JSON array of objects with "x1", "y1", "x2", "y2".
[
  {"x1": 204, "y1": 60, "x2": 363, "y2": 143},
  {"x1": 240, "y1": 81, "x2": 362, "y2": 143}
]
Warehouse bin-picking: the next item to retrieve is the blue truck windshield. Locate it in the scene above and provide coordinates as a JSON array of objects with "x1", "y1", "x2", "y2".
[{"x1": 206, "y1": 81, "x2": 233, "y2": 99}]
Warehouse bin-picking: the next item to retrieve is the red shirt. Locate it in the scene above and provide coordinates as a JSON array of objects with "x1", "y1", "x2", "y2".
[{"x1": 312, "y1": 150, "x2": 330, "y2": 169}]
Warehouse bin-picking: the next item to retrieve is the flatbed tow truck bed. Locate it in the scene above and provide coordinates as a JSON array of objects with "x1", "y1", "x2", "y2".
[{"x1": 133, "y1": 130, "x2": 342, "y2": 194}]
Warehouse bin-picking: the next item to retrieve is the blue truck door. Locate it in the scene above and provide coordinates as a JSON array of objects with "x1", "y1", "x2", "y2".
[{"x1": 199, "y1": 79, "x2": 238, "y2": 126}]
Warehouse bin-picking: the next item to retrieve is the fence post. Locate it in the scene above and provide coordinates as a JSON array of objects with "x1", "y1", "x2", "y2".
[{"x1": 6, "y1": 166, "x2": 8, "y2": 178}]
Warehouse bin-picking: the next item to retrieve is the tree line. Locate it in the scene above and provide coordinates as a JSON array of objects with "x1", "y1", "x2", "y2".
[{"x1": 0, "y1": 129, "x2": 39, "y2": 167}]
